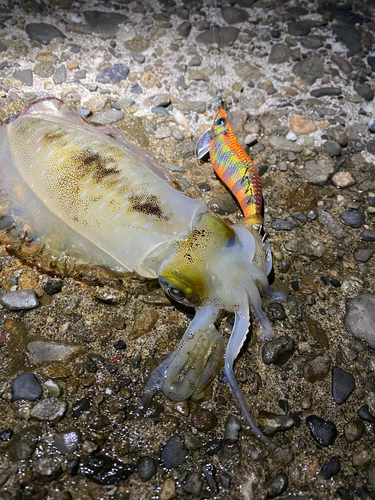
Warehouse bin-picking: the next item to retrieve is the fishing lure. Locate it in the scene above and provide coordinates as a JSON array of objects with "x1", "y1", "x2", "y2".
[{"x1": 0, "y1": 98, "x2": 285, "y2": 446}]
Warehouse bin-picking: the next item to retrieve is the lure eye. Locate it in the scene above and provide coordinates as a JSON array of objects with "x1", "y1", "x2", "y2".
[
  {"x1": 216, "y1": 117, "x2": 226, "y2": 127},
  {"x1": 168, "y1": 288, "x2": 186, "y2": 301}
]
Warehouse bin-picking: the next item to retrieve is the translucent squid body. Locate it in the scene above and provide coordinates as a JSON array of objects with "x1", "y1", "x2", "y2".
[{"x1": 0, "y1": 98, "x2": 285, "y2": 447}]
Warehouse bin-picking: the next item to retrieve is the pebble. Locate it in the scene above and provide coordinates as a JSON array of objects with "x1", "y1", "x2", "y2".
[
  {"x1": 271, "y1": 218, "x2": 292, "y2": 231},
  {"x1": 155, "y1": 125, "x2": 171, "y2": 139},
  {"x1": 284, "y1": 238, "x2": 325, "y2": 259},
  {"x1": 302, "y1": 159, "x2": 335, "y2": 186},
  {"x1": 321, "y1": 276, "x2": 341, "y2": 287},
  {"x1": 267, "y1": 302, "x2": 287, "y2": 320},
  {"x1": 258, "y1": 410, "x2": 295, "y2": 436},
  {"x1": 368, "y1": 118, "x2": 375, "y2": 133},
  {"x1": 43, "y1": 279, "x2": 62, "y2": 295},
  {"x1": 301, "y1": 36, "x2": 324, "y2": 49},
  {"x1": 268, "y1": 44, "x2": 292, "y2": 64},
  {"x1": 159, "y1": 478, "x2": 176, "y2": 500},
  {"x1": 344, "y1": 294, "x2": 375, "y2": 348},
  {"x1": 323, "y1": 141, "x2": 341, "y2": 156},
  {"x1": 76, "y1": 106, "x2": 91, "y2": 118},
  {"x1": 202, "y1": 438, "x2": 221, "y2": 455},
  {"x1": 318, "y1": 210, "x2": 347, "y2": 239},
  {"x1": 352, "y1": 447, "x2": 373, "y2": 467},
  {"x1": 30, "y1": 399, "x2": 67, "y2": 423},
  {"x1": 27, "y1": 341, "x2": 84, "y2": 362},
  {"x1": 223, "y1": 414, "x2": 241, "y2": 442},
  {"x1": 259, "y1": 113, "x2": 285, "y2": 135},
  {"x1": 0, "y1": 289, "x2": 39, "y2": 311},
  {"x1": 354, "y1": 249, "x2": 373, "y2": 262},
  {"x1": 25, "y1": 22, "x2": 66, "y2": 44},
  {"x1": 11, "y1": 373, "x2": 43, "y2": 402},
  {"x1": 306, "y1": 415, "x2": 338, "y2": 446},
  {"x1": 7, "y1": 425, "x2": 40, "y2": 461},
  {"x1": 54, "y1": 430, "x2": 81, "y2": 454},
  {"x1": 12, "y1": 69, "x2": 33, "y2": 86},
  {"x1": 183, "y1": 472, "x2": 202, "y2": 496},
  {"x1": 33, "y1": 457, "x2": 62, "y2": 481},
  {"x1": 261, "y1": 337, "x2": 295, "y2": 365},
  {"x1": 360, "y1": 229, "x2": 375, "y2": 241},
  {"x1": 0, "y1": 429, "x2": 13, "y2": 441},
  {"x1": 332, "y1": 366, "x2": 355, "y2": 404},
  {"x1": 292, "y1": 57, "x2": 324, "y2": 86},
  {"x1": 331, "y1": 54, "x2": 352, "y2": 74},
  {"x1": 177, "y1": 21, "x2": 191, "y2": 38},
  {"x1": 160, "y1": 434, "x2": 187, "y2": 469},
  {"x1": 81, "y1": 454, "x2": 135, "y2": 485},
  {"x1": 288, "y1": 21, "x2": 311, "y2": 36},
  {"x1": 221, "y1": 6, "x2": 248, "y2": 24},
  {"x1": 89, "y1": 110, "x2": 124, "y2": 125},
  {"x1": 321, "y1": 457, "x2": 341, "y2": 480},
  {"x1": 117, "y1": 96, "x2": 135, "y2": 109},
  {"x1": 267, "y1": 472, "x2": 289, "y2": 498},
  {"x1": 339, "y1": 210, "x2": 365, "y2": 228},
  {"x1": 289, "y1": 115, "x2": 317, "y2": 135},
  {"x1": 344, "y1": 420, "x2": 364, "y2": 442},
  {"x1": 136, "y1": 456, "x2": 157, "y2": 482},
  {"x1": 303, "y1": 354, "x2": 331, "y2": 383},
  {"x1": 202, "y1": 463, "x2": 218, "y2": 494},
  {"x1": 268, "y1": 135, "x2": 303, "y2": 153},
  {"x1": 196, "y1": 26, "x2": 239, "y2": 46},
  {"x1": 96, "y1": 64, "x2": 129, "y2": 84},
  {"x1": 191, "y1": 406, "x2": 218, "y2": 431},
  {"x1": 331, "y1": 171, "x2": 356, "y2": 188},
  {"x1": 357, "y1": 404, "x2": 375, "y2": 424},
  {"x1": 208, "y1": 194, "x2": 239, "y2": 216},
  {"x1": 83, "y1": 11, "x2": 128, "y2": 34},
  {"x1": 333, "y1": 26, "x2": 362, "y2": 57},
  {"x1": 310, "y1": 87, "x2": 342, "y2": 98},
  {"x1": 233, "y1": 62, "x2": 264, "y2": 83}
]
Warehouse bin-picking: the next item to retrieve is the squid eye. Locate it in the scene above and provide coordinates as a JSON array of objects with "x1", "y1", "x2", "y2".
[
  {"x1": 216, "y1": 117, "x2": 226, "y2": 126},
  {"x1": 168, "y1": 288, "x2": 186, "y2": 302}
]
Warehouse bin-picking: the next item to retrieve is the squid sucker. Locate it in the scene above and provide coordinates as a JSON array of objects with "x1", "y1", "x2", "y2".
[{"x1": 0, "y1": 98, "x2": 285, "y2": 447}]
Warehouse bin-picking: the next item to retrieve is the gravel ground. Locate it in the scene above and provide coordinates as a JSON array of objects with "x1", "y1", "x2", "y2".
[{"x1": 1, "y1": 0, "x2": 375, "y2": 499}]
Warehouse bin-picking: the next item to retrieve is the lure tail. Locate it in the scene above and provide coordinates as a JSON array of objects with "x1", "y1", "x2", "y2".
[{"x1": 209, "y1": 107, "x2": 263, "y2": 227}]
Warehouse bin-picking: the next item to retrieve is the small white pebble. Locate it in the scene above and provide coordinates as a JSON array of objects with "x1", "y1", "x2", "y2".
[{"x1": 286, "y1": 131, "x2": 298, "y2": 141}]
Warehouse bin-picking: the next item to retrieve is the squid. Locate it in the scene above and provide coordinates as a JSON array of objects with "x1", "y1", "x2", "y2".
[{"x1": 0, "y1": 98, "x2": 285, "y2": 446}]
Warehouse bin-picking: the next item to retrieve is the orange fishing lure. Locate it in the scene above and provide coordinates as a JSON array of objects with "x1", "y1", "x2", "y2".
[{"x1": 209, "y1": 107, "x2": 263, "y2": 226}]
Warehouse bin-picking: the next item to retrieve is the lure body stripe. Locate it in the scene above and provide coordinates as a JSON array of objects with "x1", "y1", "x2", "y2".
[{"x1": 209, "y1": 107, "x2": 263, "y2": 223}]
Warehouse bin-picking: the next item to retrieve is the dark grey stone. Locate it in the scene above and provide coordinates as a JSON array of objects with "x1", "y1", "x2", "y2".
[
  {"x1": 360, "y1": 229, "x2": 375, "y2": 241},
  {"x1": 354, "y1": 248, "x2": 373, "y2": 262},
  {"x1": 83, "y1": 11, "x2": 128, "y2": 33},
  {"x1": 262, "y1": 337, "x2": 295, "y2": 366},
  {"x1": 177, "y1": 21, "x2": 191, "y2": 38},
  {"x1": 332, "y1": 366, "x2": 355, "y2": 404},
  {"x1": 196, "y1": 26, "x2": 239, "y2": 46},
  {"x1": 333, "y1": 26, "x2": 362, "y2": 57},
  {"x1": 368, "y1": 118, "x2": 375, "y2": 133},
  {"x1": 323, "y1": 140, "x2": 341, "y2": 156},
  {"x1": 0, "y1": 215, "x2": 14, "y2": 229},
  {"x1": 301, "y1": 36, "x2": 324, "y2": 49},
  {"x1": 53, "y1": 65, "x2": 66, "y2": 85},
  {"x1": 271, "y1": 218, "x2": 292, "y2": 231},
  {"x1": 11, "y1": 373, "x2": 42, "y2": 402},
  {"x1": 221, "y1": 7, "x2": 248, "y2": 25},
  {"x1": 96, "y1": 64, "x2": 129, "y2": 84},
  {"x1": 25, "y1": 22, "x2": 66, "y2": 44},
  {"x1": 321, "y1": 457, "x2": 341, "y2": 480},
  {"x1": 161, "y1": 434, "x2": 187, "y2": 468},
  {"x1": 306, "y1": 415, "x2": 338, "y2": 446},
  {"x1": 81, "y1": 455, "x2": 135, "y2": 484},
  {"x1": 90, "y1": 110, "x2": 124, "y2": 125},
  {"x1": 136, "y1": 456, "x2": 157, "y2": 482},
  {"x1": 183, "y1": 472, "x2": 202, "y2": 497},
  {"x1": 354, "y1": 81, "x2": 374, "y2": 101},
  {"x1": 267, "y1": 472, "x2": 289, "y2": 498},
  {"x1": 358, "y1": 404, "x2": 375, "y2": 423},
  {"x1": 0, "y1": 40, "x2": 7, "y2": 52},
  {"x1": 288, "y1": 21, "x2": 311, "y2": 36},
  {"x1": 292, "y1": 57, "x2": 324, "y2": 86},
  {"x1": 131, "y1": 52, "x2": 145, "y2": 63},
  {"x1": 310, "y1": 87, "x2": 342, "y2": 98},
  {"x1": 339, "y1": 210, "x2": 365, "y2": 228},
  {"x1": 202, "y1": 464, "x2": 218, "y2": 494}
]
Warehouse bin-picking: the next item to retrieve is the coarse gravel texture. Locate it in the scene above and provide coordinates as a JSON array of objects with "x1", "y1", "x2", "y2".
[{"x1": 0, "y1": 0, "x2": 375, "y2": 499}]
